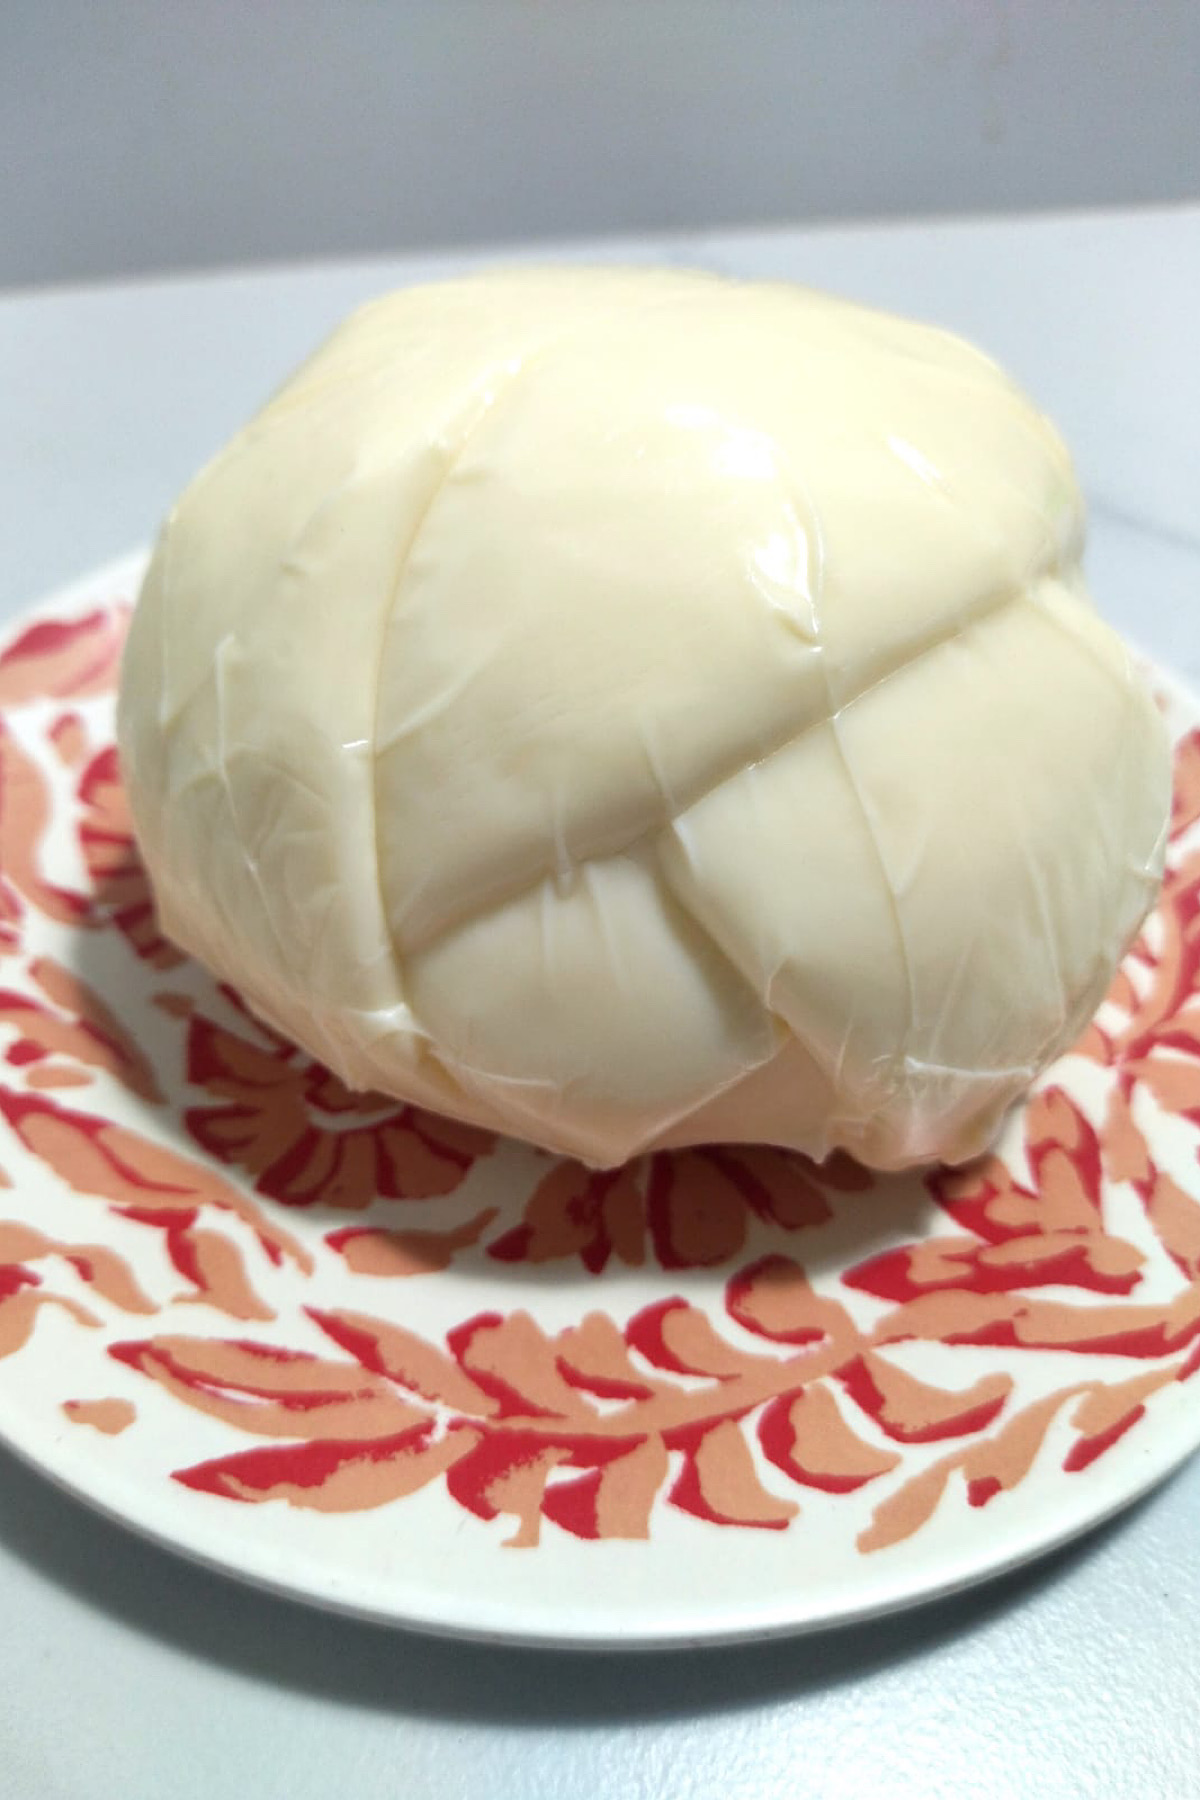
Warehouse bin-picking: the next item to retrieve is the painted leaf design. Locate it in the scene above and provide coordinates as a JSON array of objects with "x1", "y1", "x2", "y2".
[
  {"x1": 0, "y1": 956, "x2": 162, "y2": 1102},
  {"x1": 326, "y1": 1207, "x2": 497, "y2": 1277},
  {"x1": 726, "y1": 1255, "x2": 858, "y2": 1346},
  {"x1": 625, "y1": 1297, "x2": 778, "y2": 1380},
  {"x1": 872, "y1": 1290, "x2": 1041, "y2": 1346},
  {"x1": 62, "y1": 1397, "x2": 136, "y2": 1435},
  {"x1": 171, "y1": 1226, "x2": 275, "y2": 1322},
  {"x1": 1144, "y1": 1172, "x2": 1200, "y2": 1277},
  {"x1": 876, "y1": 1284, "x2": 1200, "y2": 1359},
  {"x1": 811, "y1": 1150, "x2": 875, "y2": 1193},
  {"x1": 1003, "y1": 1288, "x2": 1200, "y2": 1358},
  {"x1": 554, "y1": 1312, "x2": 659, "y2": 1402},
  {"x1": 446, "y1": 1312, "x2": 593, "y2": 1422},
  {"x1": 0, "y1": 1087, "x2": 309, "y2": 1280},
  {"x1": 0, "y1": 872, "x2": 22, "y2": 957},
  {"x1": 851, "y1": 1371, "x2": 1152, "y2": 1550},
  {"x1": 23, "y1": 1066, "x2": 95, "y2": 1091},
  {"x1": 0, "y1": 1281, "x2": 97, "y2": 1360},
  {"x1": 1102, "y1": 1083, "x2": 1154, "y2": 1187},
  {"x1": 486, "y1": 1142, "x2": 842, "y2": 1275},
  {"x1": 643, "y1": 1144, "x2": 841, "y2": 1272},
  {"x1": 541, "y1": 1434, "x2": 669, "y2": 1539},
  {"x1": 857, "y1": 1452, "x2": 963, "y2": 1554},
  {"x1": 0, "y1": 609, "x2": 125, "y2": 705},
  {"x1": 110, "y1": 1335, "x2": 429, "y2": 1440},
  {"x1": 1156, "y1": 1003, "x2": 1200, "y2": 1062},
  {"x1": 848, "y1": 1230, "x2": 1141, "y2": 1302},
  {"x1": 49, "y1": 712, "x2": 89, "y2": 768},
  {"x1": 758, "y1": 1384, "x2": 900, "y2": 1493},
  {"x1": 0, "y1": 1281, "x2": 39, "y2": 1359},
  {"x1": 185, "y1": 1008, "x2": 492, "y2": 1208},
  {"x1": 668, "y1": 1419, "x2": 797, "y2": 1530},
  {"x1": 1065, "y1": 1367, "x2": 1181, "y2": 1472},
  {"x1": 77, "y1": 747, "x2": 182, "y2": 968},
  {"x1": 0, "y1": 1220, "x2": 155, "y2": 1314},
  {"x1": 0, "y1": 1223, "x2": 48, "y2": 1264},
  {"x1": 0, "y1": 721, "x2": 88, "y2": 924},
  {"x1": 646, "y1": 1151, "x2": 754, "y2": 1269},
  {"x1": 930, "y1": 1087, "x2": 1104, "y2": 1242},
  {"x1": 705, "y1": 1145, "x2": 835, "y2": 1228},
  {"x1": 1106, "y1": 848, "x2": 1200, "y2": 1064},
  {"x1": 837, "y1": 1351, "x2": 1011, "y2": 1444},
  {"x1": 488, "y1": 1160, "x2": 644, "y2": 1272},
  {"x1": 961, "y1": 1389, "x2": 1081, "y2": 1508},
  {"x1": 307, "y1": 1307, "x2": 498, "y2": 1416},
  {"x1": 445, "y1": 1429, "x2": 577, "y2": 1547},
  {"x1": 175, "y1": 1423, "x2": 477, "y2": 1512},
  {"x1": 1132, "y1": 1055, "x2": 1200, "y2": 1119},
  {"x1": 376, "y1": 1109, "x2": 494, "y2": 1194}
]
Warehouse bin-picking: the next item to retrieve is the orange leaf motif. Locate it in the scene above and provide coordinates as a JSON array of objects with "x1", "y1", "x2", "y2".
[
  {"x1": 449, "y1": 1312, "x2": 594, "y2": 1422},
  {"x1": 0, "y1": 1276, "x2": 97, "y2": 1360},
  {"x1": 76, "y1": 747, "x2": 182, "y2": 968},
  {"x1": 542, "y1": 1435, "x2": 669, "y2": 1540},
  {"x1": 308, "y1": 1308, "x2": 499, "y2": 1416},
  {"x1": 627, "y1": 1297, "x2": 778, "y2": 1381},
  {"x1": 49, "y1": 712, "x2": 89, "y2": 768},
  {"x1": 726, "y1": 1255, "x2": 858, "y2": 1347},
  {"x1": 759, "y1": 1384, "x2": 900, "y2": 1493},
  {"x1": 0, "y1": 957, "x2": 163, "y2": 1102},
  {"x1": 62, "y1": 1397, "x2": 136, "y2": 1435},
  {"x1": 668, "y1": 1418, "x2": 797, "y2": 1530},
  {"x1": 554, "y1": 1312, "x2": 659, "y2": 1402},
  {"x1": 1102, "y1": 1084, "x2": 1154, "y2": 1187},
  {"x1": 446, "y1": 1432, "x2": 574, "y2": 1548},
  {"x1": 184, "y1": 1009, "x2": 492, "y2": 1208},
  {"x1": 0, "y1": 608, "x2": 125, "y2": 706},
  {"x1": 646, "y1": 1146, "x2": 834, "y2": 1272},
  {"x1": 1132, "y1": 1055, "x2": 1200, "y2": 1119},
  {"x1": 647, "y1": 1151, "x2": 753, "y2": 1268},
  {"x1": 0, "y1": 1087, "x2": 309, "y2": 1296},
  {"x1": 172, "y1": 1227, "x2": 275, "y2": 1322},
  {"x1": 109, "y1": 1335, "x2": 429, "y2": 1441},
  {"x1": 326, "y1": 1208, "x2": 497, "y2": 1277},
  {"x1": 1145, "y1": 1173, "x2": 1200, "y2": 1278},
  {"x1": 837, "y1": 1351, "x2": 1011, "y2": 1444},
  {"x1": 176, "y1": 1423, "x2": 478, "y2": 1513},
  {"x1": 0, "y1": 1220, "x2": 155, "y2": 1313},
  {"x1": 488, "y1": 1160, "x2": 645, "y2": 1272},
  {"x1": 0, "y1": 721, "x2": 88, "y2": 926}
]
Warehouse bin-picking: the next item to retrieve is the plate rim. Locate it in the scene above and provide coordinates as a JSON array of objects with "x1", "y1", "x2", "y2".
[{"x1": 0, "y1": 1342, "x2": 1197, "y2": 1651}]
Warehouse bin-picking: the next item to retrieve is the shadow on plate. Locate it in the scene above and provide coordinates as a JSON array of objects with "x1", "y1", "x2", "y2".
[{"x1": 0, "y1": 1436, "x2": 1163, "y2": 1728}]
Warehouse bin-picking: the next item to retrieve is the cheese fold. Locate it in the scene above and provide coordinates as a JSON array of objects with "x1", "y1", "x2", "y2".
[{"x1": 118, "y1": 267, "x2": 1171, "y2": 1168}]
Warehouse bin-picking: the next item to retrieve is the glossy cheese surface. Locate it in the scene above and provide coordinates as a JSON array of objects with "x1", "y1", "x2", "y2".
[{"x1": 117, "y1": 267, "x2": 1172, "y2": 1167}]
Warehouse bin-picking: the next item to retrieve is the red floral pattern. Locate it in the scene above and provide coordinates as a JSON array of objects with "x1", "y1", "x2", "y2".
[
  {"x1": 486, "y1": 1143, "x2": 869, "y2": 1273},
  {"x1": 0, "y1": 590, "x2": 1197, "y2": 1558},
  {"x1": 77, "y1": 745, "x2": 183, "y2": 969},
  {"x1": 183, "y1": 1002, "x2": 495, "y2": 1209}
]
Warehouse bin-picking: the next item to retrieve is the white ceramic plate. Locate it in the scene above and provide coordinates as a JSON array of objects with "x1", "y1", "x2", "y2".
[{"x1": 0, "y1": 552, "x2": 1197, "y2": 1649}]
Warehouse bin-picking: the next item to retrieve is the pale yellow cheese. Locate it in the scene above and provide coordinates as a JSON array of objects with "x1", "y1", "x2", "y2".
[{"x1": 117, "y1": 267, "x2": 1172, "y2": 1168}]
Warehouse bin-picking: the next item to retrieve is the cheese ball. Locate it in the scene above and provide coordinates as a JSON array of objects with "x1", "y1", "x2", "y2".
[{"x1": 118, "y1": 267, "x2": 1171, "y2": 1170}]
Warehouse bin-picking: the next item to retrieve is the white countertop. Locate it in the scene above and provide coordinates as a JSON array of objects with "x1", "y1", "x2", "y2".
[{"x1": 0, "y1": 206, "x2": 1197, "y2": 1800}]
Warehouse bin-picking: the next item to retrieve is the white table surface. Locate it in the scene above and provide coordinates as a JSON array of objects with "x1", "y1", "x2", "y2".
[{"x1": 0, "y1": 207, "x2": 1197, "y2": 1800}]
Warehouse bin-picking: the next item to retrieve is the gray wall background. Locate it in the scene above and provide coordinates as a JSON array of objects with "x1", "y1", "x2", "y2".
[{"x1": 5, "y1": 0, "x2": 1200, "y2": 288}]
